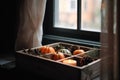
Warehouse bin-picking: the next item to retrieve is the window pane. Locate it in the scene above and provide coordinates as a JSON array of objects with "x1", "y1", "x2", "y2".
[
  {"x1": 81, "y1": 0, "x2": 102, "y2": 32},
  {"x1": 54, "y1": 0, "x2": 77, "y2": 29}
]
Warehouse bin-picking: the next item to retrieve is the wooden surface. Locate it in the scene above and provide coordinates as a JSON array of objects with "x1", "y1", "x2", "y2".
[{"x1": 0, "y1": 67, "x2": 100, "y2": 80}]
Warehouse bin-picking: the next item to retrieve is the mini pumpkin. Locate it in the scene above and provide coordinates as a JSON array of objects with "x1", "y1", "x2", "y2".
[
  {"x1": 73, "y1": 49, "x2": 85, "y2": 56},
  {"x1": 52, "y1": 52, "x2": 65, "y2": 60},
  {"x1": 58, "y1": 52, "x2": 65, "y2": 59},
  {"x1": 39, "y1": 46, "x2": 56, "y2": 54}
]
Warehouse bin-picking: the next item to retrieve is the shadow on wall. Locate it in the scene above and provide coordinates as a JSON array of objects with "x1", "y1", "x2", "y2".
[{"x1": 0, "y1": 0, "x2": 19, "y2": 54}]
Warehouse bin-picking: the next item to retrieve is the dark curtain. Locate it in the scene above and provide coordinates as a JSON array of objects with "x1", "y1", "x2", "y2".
[{"x1": 101, "y1": 0, "x2": 119, "y2": 80}]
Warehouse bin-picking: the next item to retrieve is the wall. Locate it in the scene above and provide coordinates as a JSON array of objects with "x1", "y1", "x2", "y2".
[{"x1": 0, "y1": 0, "x2": 19, "y2": 54}]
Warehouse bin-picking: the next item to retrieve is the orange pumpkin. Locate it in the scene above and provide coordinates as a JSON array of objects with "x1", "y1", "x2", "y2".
[
  {"x1": 52, "y1": 54, "x2": 59, "y2": 60},
  {"x1": 73, "y1": 49, "x2": 85, "y2": 56},
  {"x1": 39, "y1": 46, "x2": 56, "y2": 54},
  {"x1": 52, "y1": 52, "x2": 65, "y2": 60},
  {"x1": 58, "y1": 52, "x2": 65, "y2": 59}
]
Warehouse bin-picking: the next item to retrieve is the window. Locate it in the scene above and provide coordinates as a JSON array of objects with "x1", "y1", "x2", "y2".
[{"x1": 43, "y1": 0, "x2": 101, "y2": 42}]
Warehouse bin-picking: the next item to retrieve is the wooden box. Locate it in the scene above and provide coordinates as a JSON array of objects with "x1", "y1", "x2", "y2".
[{"x1": 16, "y1": 42, "x2": 100, "y2": 80}]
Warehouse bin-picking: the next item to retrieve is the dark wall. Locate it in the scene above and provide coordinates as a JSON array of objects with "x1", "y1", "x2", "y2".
[{"x1": 0, "y1": 0, "x2": 19, "y2": 54}]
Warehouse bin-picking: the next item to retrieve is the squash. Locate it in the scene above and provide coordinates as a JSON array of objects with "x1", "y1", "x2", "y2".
[
  {"x1": 58, "y1": 52, "x2": 65, "y2": 59},
  {"x1": 73, "y1": 49, "x2": 85, "y2": 56},
  {"x1": 62, "y1": 59, "x2": 77, "y2": 66},
  {"x1": 52, "y1": 52, "x2": 65, "y2": 60},
  {"x1": 59, "y1": 49, "x2": 72, "y2": 56},
  {"x1": 39, "y1": 46, "x2": 56, "y2": 54}
]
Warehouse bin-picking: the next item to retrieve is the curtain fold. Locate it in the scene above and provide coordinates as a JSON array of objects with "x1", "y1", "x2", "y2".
[
  {"x1": 101, "y1": 0, "x2": 119, "y2": 80},
  {"x1": 15, "y1": 0, "x2": 47, "y2": 51}
]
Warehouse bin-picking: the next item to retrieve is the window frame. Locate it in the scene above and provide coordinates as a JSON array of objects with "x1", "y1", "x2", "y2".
[{"x1": 43, "y1": 0, "x2": 100, "y2": 42}]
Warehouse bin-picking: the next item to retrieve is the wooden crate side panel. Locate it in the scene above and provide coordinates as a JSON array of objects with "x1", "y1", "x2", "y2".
[
  {"x1": 81, "y1": 59, "x2": 100, "y2": 80},
  {"x1": 16, "y1": 52, "x2": 82, "y2": 80}
]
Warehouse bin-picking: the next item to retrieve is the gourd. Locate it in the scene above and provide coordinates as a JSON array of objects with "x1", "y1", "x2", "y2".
[
  {"x1": 39, "y1": 46, "x2": 56, "y2": 54},
  {"x1": 52, "y1": 52, "x2": 65, "y2": 60},
  {"x1": 58, "y1": 49, "x2": 72, "y2": 56},
  {"x1": 73, "y1": 49, "x2": 85, "y2": 56}
]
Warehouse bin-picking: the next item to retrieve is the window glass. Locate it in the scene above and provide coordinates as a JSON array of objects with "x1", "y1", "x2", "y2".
[
  {"x1": 81, "y1": 0, "x2": 102, "y2": 32},
  {"x1": 54, "y1": 0, "x2": 77, "y2": 29}
]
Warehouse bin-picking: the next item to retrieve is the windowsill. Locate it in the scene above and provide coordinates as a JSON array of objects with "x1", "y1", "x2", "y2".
[{"x1": 42, "y1": 34, "x2": 101, "y2": 48}]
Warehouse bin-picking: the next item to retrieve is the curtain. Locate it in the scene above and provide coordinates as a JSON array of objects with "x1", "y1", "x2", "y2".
[
  {"x1": 15, "y1": 0, "x2": 47, "y2": 51},
  {"x1": 101, "y1": 0, "x2": 119, "y2": 80}
]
